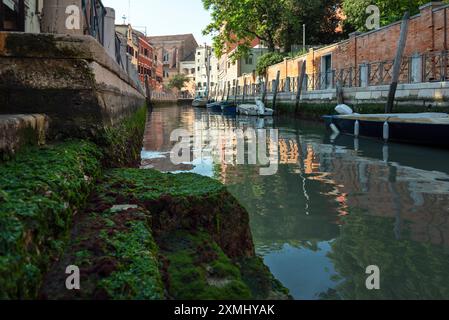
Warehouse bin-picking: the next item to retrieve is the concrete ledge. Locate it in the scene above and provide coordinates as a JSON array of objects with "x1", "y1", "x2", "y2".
[
  {"x1": 0, "y1": 32, "x2": 145, "y2": 139},
  {"x1": 0, "y1": 114, "x2": 48, "y2": 158},
  {"x1": 0, "y1": 32, "x2": 142, "y2": 94}
]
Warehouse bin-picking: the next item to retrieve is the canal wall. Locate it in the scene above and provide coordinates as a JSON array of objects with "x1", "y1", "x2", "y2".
[
  {"x1": 0, "y1": 114, "x2": 48, "y2": 160},
  {"x1": 0, "y1": 32, "x2": 146, "y2": 141}
]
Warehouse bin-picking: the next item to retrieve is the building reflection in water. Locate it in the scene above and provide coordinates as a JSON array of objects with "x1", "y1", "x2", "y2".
[{"x1": 141, "y1": 106, "x2": 449, "y2": 300}]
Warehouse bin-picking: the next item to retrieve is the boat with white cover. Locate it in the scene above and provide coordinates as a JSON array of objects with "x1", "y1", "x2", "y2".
[
  {"x1": 237, "y1": 99, "x2": 274, "y2": 117},
  {"x1": 323, "y1": 104, "x2": 449, "y2": 148}
]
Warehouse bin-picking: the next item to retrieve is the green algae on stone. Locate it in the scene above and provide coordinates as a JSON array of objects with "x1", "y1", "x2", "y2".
[
  {"x1": 86, "y1": 168, "x2": 289, "y2": 300},
  {"x1": 99, "y1": 220, "x2": 164, "y2": 300},
  {"x1": 93, "y1": 169, "x2": 255, "y2": 259},
  {"x1": 238, "y1": 257, "x2": 291, "y2": 300},
  {"x1": 97, "y1": 106, "x2": 147, "y2": 168},
  {"x1": 0, "y1": 141, "x2": 103, "y2": 299},
  {"x1": 158, "y1": 231, "x2": 252, "y2": 300},
  {"x1": 40, "y1": 206, "x2": 164, "y2": 300}
]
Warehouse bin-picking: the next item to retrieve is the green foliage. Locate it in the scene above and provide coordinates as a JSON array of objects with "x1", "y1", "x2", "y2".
[
  {"x1": 256, "y1": 52, "x2": 285, "y2": 76},
  {"x1": 0, "y1": 141, "x2": 103, "y2": 299},
  {"x1": 203, "y1": 0, "x2": 344, "y2": 58},
  {"x1": 279, "y1": 0, "x2": 345, "y2": 51},
  {"x1": 203, "y1": 0, "x2": 285, "y2": 57},
  {"x1": 168, "y1": 74, "x2": 189, "y2": 91},
  {"x1": 342, "y1": 0, "x2": 447, "y2": 31}
]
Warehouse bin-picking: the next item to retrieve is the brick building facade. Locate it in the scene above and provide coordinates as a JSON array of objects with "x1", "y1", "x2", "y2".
[
  {"x1": 148, "y1": 34, "x2": 198, "y2": 88},
  {"x1": 137, "y1": 36, "x2": 154, "y2": 88}
]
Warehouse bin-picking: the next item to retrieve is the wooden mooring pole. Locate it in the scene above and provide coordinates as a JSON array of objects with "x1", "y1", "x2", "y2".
[
  {"x1": 272, "y1": 70, "x2": 281, "y2": 110},
  {"x1": 386, "y1": 11, "x2": 410, "y2": 113},
  {"x1": 261, "y1": 78, "x2": 267, "y2": 105},
  {"x1": 144, "y1": 75, "x2": 152, "y2": 110},
  {"x1": 242, "y1": 79, "x2": 247, "y2": 103},
  {"x1": 234, "y1": 80, "x2": 239, "y2": 105},
  {"x1": 295, "y1": 60, "x2": 306, "y2": 114},
  {"x1": 221, "y1": 83, "x2": 226, "y2": 101}
]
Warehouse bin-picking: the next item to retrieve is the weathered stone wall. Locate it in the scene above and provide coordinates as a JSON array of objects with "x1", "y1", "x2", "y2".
[
  {"x1": 0, "y1": 114, "x2": 48, "y2": 159},
  {"x1": 0, "y1": 32, "x2": 145, "y2": 139}
]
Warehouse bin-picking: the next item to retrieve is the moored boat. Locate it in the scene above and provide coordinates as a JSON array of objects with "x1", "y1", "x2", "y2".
[
  {"x1": 207, "y1": 101, "x2": 223, "y2": 113},
  {"x1": 192, "y1": 98, "x2": 208, "y2": 108},
  {"x1": 323, "y1": 108, "x2": 449, "y2": 148},
  {"x1": 237, "y1": 99, "x2": 274, "y2": 117},
  {"x1": 221, "y1": 102, "x2": 237, "y2": 115}
]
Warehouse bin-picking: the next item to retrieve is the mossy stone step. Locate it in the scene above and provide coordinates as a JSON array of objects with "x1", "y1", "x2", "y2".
[
  {"x1": 92, "y1": 169, "x2": 256, "y2": 259},
  {"x1": 0, "y1": 141, "x2": 103, "y2": 299},
  {"x1": 40, "y1": 205, "x2": 164, "y2": 300}
]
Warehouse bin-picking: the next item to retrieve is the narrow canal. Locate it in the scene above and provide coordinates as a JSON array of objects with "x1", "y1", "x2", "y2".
[{"x1": 141, "y1": 105, "x2": 449, "y2": 300}]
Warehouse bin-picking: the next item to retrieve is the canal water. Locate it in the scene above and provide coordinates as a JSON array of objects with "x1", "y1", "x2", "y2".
[{"x1": 141, "y1": 105, "x2": 449, "y2": 300}]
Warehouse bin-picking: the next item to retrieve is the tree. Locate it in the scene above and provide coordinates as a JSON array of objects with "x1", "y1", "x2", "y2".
[
  {"x1": 168, "y1": 74, "x2": 189, "y2": 91},
  {"x1": 342, "y1": 0, "x2": 448, "y2": 31},
  {"x1": 279, "y1": 0, "x2": 345, "y2": 52},
  {"x1": 203, "y1": 0, "x2": 346, "y2": 58},
  {"x1": 256, "y1": 52, "x2": 285, "y2": 78},
  {"x1": 203, "y1": 0, "x2": 288, "y2": 58}
]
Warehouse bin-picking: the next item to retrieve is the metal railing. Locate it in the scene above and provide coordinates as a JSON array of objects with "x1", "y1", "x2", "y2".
[
  {"x1": 277, "y1": 51, "x2": 447, "y2": 93},
  {"x1": 82, "y1": 0, "x2": 106, "y2": 46},
  {"x1": 224, "y1": 51, "x2": 449, "y2": 97},
  {"x1": 423, "y1": 50, "x2": 448, "y2": 82}
]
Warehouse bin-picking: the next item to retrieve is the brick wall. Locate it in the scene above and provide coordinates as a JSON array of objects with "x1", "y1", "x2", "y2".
[{"x1": 264, "y1": 2, "x2": 449, "y2": 86}]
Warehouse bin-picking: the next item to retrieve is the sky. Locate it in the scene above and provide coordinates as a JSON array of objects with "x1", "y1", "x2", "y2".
[{"x1": 102, "y1": 0, "x2": 214, "y2": 44}]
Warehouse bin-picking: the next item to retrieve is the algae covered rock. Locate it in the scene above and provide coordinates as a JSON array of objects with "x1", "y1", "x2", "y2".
[
  {"x1": 93, "y1": 169, "x2": 256, "y2": 259},
  {"x1": 40, "y1": 205, "x2": 164, "y2": 300},
  {"x1": 84, "y1": 169, "x2": 290, "y2": 300},
  {"x1": 0, "y1": 141, "x2": 103, "y2": 299}
]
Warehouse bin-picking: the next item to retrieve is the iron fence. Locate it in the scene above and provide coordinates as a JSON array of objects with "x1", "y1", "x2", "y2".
[
  {"x1": 423, "y1": 50, "x2": 448, "y2": 82},
  {"x1": 225, "y1": 51, "x2": 448, "y2": 97}
]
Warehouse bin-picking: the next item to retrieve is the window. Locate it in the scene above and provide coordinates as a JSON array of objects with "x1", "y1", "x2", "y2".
[
  {"x1": 197, "y1": 67, "x2": 200, "y2": 71},
  {"x1": 245, "y1": 54, "x2": 254, "y2": 65},
  {"x1": 198, "y1": 52, "x2": 201, "y2": 56}
]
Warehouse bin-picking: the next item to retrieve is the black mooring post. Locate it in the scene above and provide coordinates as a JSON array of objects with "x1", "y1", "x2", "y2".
[{"x1": 272, "y1": 70, "x2": 281, "y2": 110}]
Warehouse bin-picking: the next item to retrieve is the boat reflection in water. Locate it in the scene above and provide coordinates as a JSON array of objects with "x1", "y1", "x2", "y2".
[{"x1": 142, "y1": 106, "x2": 449, "y2": 300}]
